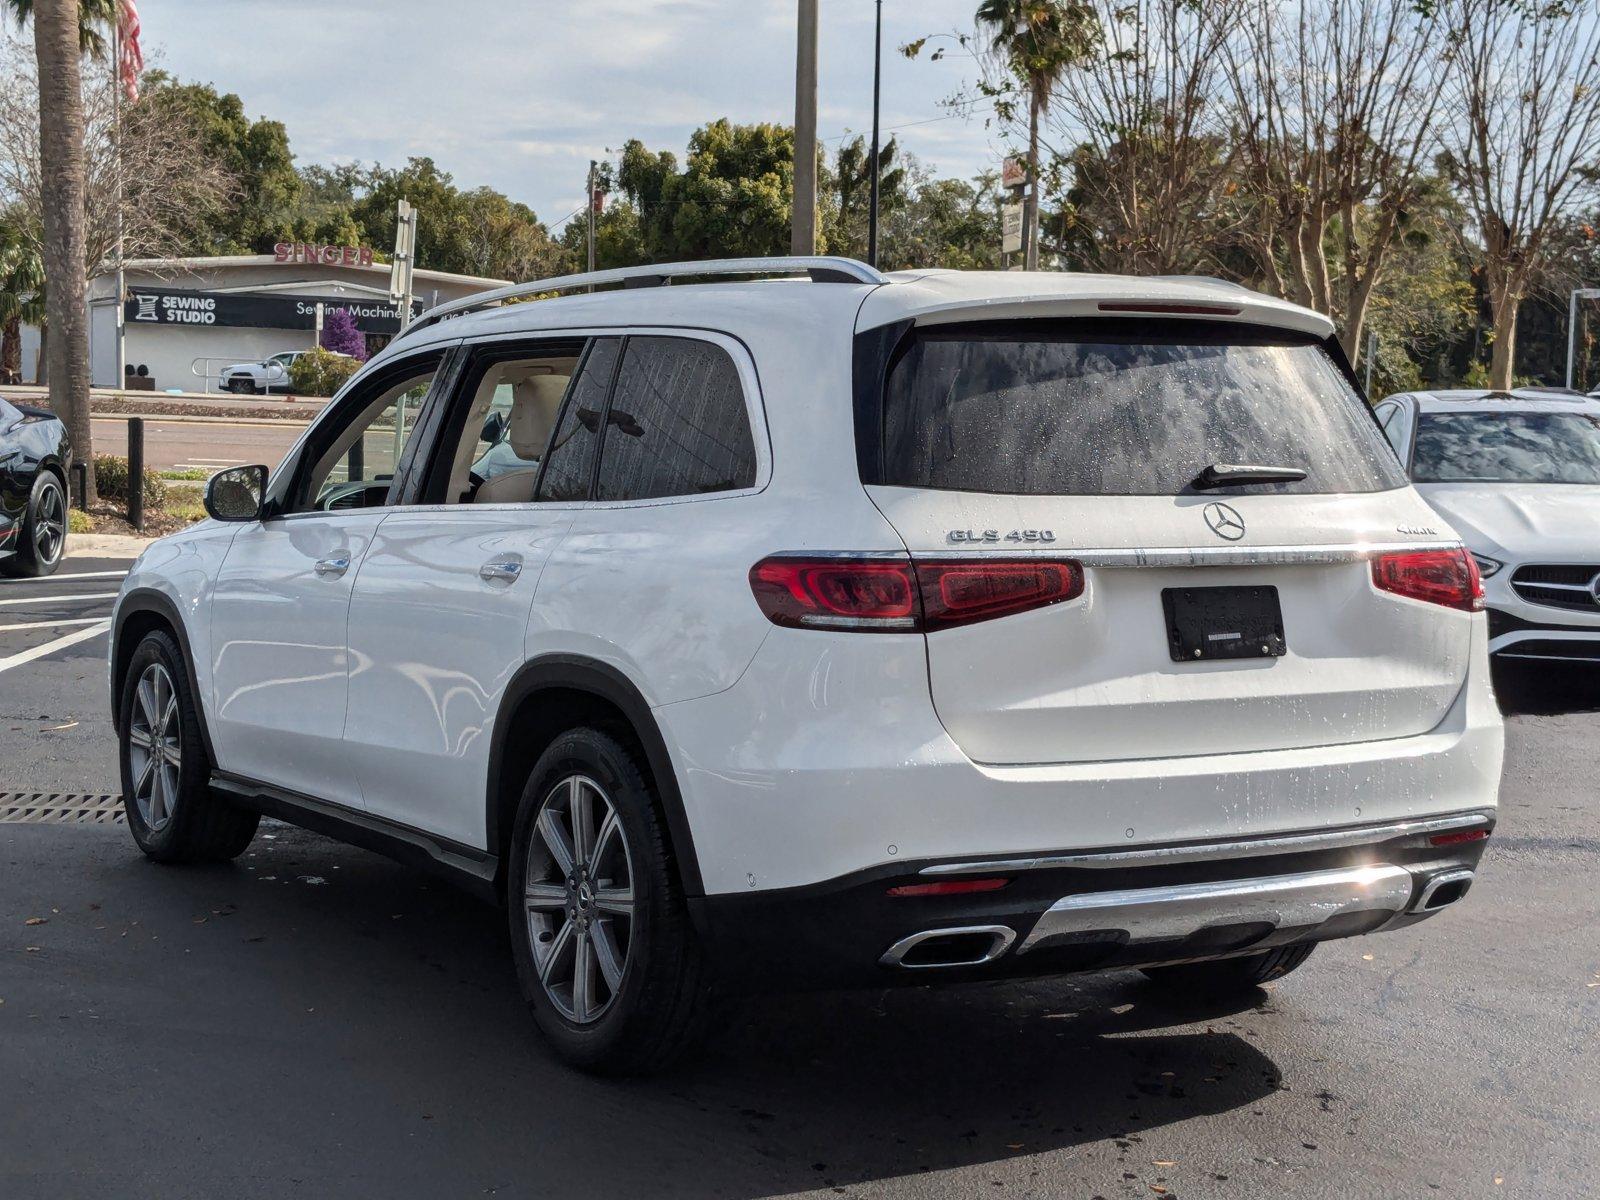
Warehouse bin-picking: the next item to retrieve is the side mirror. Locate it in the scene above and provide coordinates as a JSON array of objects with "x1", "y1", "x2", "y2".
[
  {"x1": 481, "y1": 410, "x2": 508, "y2": 445},
  {"x1": 205, "y1": 464, "x2": 268, "y2": 522}
]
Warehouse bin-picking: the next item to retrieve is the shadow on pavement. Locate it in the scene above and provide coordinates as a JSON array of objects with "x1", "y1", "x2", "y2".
[{"x1": 3, "y1": 821, "x2": 1282, "y2": 1198}]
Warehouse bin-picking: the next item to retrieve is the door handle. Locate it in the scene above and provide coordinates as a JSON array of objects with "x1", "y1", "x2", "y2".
[
  {"x1": 479, "y1": 557, "x2": 524, "y2": 584},
  {"x1": 314, "y1": 555, "x2": 351, "y2": 579}
]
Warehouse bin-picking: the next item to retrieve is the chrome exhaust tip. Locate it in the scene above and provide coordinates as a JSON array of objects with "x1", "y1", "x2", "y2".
[
  {"x1": 880, "y1": 925, "x2": 1016, "y2": 969},
  {"x1": 1412, "y1": 869, "x2": 1475, "y2": 913}
]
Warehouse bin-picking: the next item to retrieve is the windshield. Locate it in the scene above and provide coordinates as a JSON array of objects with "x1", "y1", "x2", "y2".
[
  {"x1": 1412, "y1": 411, "x2": 1600, "y2": 484},
  {"x1": 878, "y1": 321, "x2": 1405, "y2": 496},
  {"x1": 270, "y1": 353, "x2": 296, "y2": 366}
]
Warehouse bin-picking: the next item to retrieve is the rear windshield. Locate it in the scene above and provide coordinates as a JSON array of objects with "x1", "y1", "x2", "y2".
[
  {"x1": 877, "y1": 322, "x2": 1405, "y2": 496},
  {"x1": 1412, "y1": 410, "x2": 1600, "y2": 484}
]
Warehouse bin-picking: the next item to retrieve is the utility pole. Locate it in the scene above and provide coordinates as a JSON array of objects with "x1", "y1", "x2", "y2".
[
  {"x1": 586, "y1": 159, "x2": 598, "y2": 275},
  {"x1": 867, "y1": 0, "x2": 883, "y2": 267},
  {"x1": 792, "y1": 0, "x2": 819, "y2": 255}
]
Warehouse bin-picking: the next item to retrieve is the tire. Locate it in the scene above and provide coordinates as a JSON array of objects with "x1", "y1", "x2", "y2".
[
  {"x1": 1, "y1": 471, "x2": 66, "y2": 578},
  {"x1": 507, "y1": 727, "x2": 708, "y2": 1075},
  {"x1": 1141, "y1": 943, "x2": 1317, "y2": 998},
  {"x1": 118, "y1": 630, "x2": 259, "y2": 864},
  {"x1": 227, "y1": 377, "x2": 256, "y2": 395}
]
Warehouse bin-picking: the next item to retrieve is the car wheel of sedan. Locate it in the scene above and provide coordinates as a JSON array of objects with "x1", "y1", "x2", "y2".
[
  {"x1": 1, "y1": 472, "x2": 66, "y2": 578},
  {"x1": 507, "y1": 727, "x2": 708, "y2": 1075},
  {"x1": 119, "y1": 630, "x2": 260, "y2": 863}
]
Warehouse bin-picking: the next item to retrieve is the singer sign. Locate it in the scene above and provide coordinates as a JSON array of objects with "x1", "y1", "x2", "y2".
[{"x1": 274, "y1": 242, "x2": 377, "y2": 268}]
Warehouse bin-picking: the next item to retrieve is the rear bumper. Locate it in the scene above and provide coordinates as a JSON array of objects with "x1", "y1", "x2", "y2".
[
  {"x1": 691, "y1": 812, "x2": 1492, "y2": 991},
  {"x1": 658, "y1": 616, "x2": 1504, "y2": 896}
]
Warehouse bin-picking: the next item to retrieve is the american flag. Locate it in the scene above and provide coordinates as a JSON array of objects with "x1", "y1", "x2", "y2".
[{"x1": 118, "y1": 0, "x2": 143, "y2": 104}]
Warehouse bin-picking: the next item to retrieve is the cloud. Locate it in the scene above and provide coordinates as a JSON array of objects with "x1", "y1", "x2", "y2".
[{"x1": 86, "y1": 0, "x2": 997, "y2": 223}]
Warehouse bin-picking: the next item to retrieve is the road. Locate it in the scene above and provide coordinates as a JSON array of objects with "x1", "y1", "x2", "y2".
[
  {"x1": 91, "y1": 417, "x2": 305, "y2": 473},
  {"x1": 0, "y1": 552, "x2": 1595, "y2": 1198}
]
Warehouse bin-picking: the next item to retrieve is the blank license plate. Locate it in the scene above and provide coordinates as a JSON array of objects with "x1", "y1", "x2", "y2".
[{"x1": 1162, "y1": 586, "x2": 1286, "y2": 662}]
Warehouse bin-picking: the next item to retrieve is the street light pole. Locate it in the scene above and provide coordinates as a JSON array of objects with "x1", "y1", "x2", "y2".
[
  {"x1": 587, "y1": 159, "x2": 598, "y2": 276},
  {"x1": 792, "y1": 0, "x2": 819, "y2": 255},
  {"x1": 867, "y1": 0, "x2": 883, "y2": 267}
]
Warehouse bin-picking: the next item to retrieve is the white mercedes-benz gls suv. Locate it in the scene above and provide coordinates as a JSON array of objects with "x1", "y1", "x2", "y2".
[
  {"x1": 1376, "y1": 387, "x2": 1600, "y2": 664},
  {"x1": 110, "y1": 258, "x2": 1503, "y2": 1074}
]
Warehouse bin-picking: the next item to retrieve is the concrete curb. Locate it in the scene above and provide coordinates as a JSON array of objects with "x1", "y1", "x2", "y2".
[{"x1": 69, "y1": 533, "x2": 157, "y2": 557}]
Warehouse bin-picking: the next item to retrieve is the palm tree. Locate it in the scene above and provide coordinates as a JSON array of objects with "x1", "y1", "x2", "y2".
[
  {"x1": 6, "y1": 0, "x2": 119, "y2": 503},
  {"x1": 0, "y1": 217, "x2": 46, "y2": 384},
  {"x1": 975, "y1": 0, "x2": 1097, "y2": 270}
]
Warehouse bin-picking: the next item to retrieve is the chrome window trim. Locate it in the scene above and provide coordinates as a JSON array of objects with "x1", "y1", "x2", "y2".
[{"x1": 918, "y1": 811, "x2": 1491, "y2": 876}]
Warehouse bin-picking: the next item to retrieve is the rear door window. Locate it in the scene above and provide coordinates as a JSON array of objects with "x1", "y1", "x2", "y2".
[
  {"x1": 594, "y1": 336, "x2": 757, "y2": 501},
  {"x1": 535, "y1": 339, "x2": 620, "y2": 502},
  {"x1": 875, "y1": 321, "x2": 1406, "y2": 496}
]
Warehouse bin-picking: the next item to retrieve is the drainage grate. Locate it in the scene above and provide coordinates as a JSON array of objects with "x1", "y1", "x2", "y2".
[{"x1": 0, "y1": 793, "x2": 124, "y2": 824}]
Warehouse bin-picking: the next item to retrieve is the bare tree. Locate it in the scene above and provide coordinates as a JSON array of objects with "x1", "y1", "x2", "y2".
[
  {"x1": 0, "y1": 43, "x2": 232, "y2": 277},
  {"x1": 1047, "y1": 0, "x2": 1239, "y2": 276},
  {"x1": 1224, "y1": 0, "x2": 1448, "y2": 361},
  {"x1": 1439, "y1": 0, "x2": 1600, "y2": 388}
]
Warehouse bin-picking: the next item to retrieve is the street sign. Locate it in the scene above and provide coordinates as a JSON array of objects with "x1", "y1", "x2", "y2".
[
  {"x1": 390, "y1": 200, "x2": 418, "y2": 329},
  {"x1": 1002, "y1": 157, "x2": 1025, "y2": 190},
  {"x1": 1001, "y1": 202, "x2": 1024, "y2": 254}
]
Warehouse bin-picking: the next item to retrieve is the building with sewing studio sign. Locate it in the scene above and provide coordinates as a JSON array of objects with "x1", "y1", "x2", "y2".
[{"x1": 73, "y1": 244, "x2": 506, "y2": 391}]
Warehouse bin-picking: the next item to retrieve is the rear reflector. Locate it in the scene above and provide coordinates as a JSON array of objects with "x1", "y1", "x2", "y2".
[
  {"x1": 1371, "y1": 547, "x2": 1484, "y2": 612},
  {"x1": 749, "y1": 556, "x2": 1084, "y2": 632},
  {"x1": 1429, "y1": 828, "x2": 1489, "y2": 847},
  {"x1": 886, "y1": 878, "x2": 1010, "y2": 897}
]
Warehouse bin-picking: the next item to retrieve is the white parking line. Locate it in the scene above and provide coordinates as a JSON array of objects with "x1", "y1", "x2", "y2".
[
  {"x1": 0, "y1": 591, "x2": 120, "y2": 608},
  {"x1": 0, "y1": 569, "x2": 130, "y2": 584},
  {"x1": 0, "y1": 616, "x2": 108, "y2": 633},
  {"x1": 0, "y1": 619, "x2": 111, "y2": 677}
]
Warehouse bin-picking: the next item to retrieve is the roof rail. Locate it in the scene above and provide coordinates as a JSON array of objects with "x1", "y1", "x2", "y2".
[{"x1": 395, "y1": 255, "x2": 889, "y2": 343}]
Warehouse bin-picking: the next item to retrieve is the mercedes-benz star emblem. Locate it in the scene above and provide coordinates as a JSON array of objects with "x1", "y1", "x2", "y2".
[{"x1": 1203, "y1": 501, "x2": 1246, "y2": 541}]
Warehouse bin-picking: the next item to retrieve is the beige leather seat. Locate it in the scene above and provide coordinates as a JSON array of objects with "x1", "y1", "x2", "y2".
[{"x1": 473, "y1": 373, "x2": 568, "y2": 504}]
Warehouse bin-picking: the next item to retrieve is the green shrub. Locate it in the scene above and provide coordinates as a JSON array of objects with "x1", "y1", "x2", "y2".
[
  {"x1": 93, "y1": 454, "x2": 168, "y2": 508},
  {"x1": 288, "y1": 347, "x2": 361, "y2": 397},
  {"x1": 68, "y1": 508, "x2": 93, "y2": 535}
]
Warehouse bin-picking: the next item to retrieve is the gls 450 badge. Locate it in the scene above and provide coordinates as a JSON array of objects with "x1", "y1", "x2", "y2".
[{"x1": 947, "y1": 528, "x2": 1056, "y2": 544}]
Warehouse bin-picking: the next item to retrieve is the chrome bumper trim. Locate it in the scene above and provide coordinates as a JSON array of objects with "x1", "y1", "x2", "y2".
[
  {"x1": 1017, "y1": 864, "x2": 1414, "y2": 954},
  {"x1": 919, "y1": 812, "x2": 1491, "y2": 877},
  {"x1": 926, "y1": 541, "x2": 1461, "y2": 569}
]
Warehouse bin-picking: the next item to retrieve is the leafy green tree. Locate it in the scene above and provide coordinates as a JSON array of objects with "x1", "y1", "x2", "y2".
[
  {"x1": 826, "y1": 135, "x2": 905, "y2": 261},
  {"x1": 139, "y1": 73, "x2": 301, "y2": 253},
  {"x1": 0, "y1": 212, "x2": 45, "y2": 381}
]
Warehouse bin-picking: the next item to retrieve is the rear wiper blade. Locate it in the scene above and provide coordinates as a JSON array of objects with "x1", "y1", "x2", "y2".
[{"x1": 1191, "y1": 462, "x2": 1308, "y2": 490}]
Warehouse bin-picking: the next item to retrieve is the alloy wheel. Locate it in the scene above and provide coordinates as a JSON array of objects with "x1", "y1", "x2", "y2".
[
  {"x1": 127, "y1": 663, "x2": 181, "y2": 831},
  {"x1": 32, "y1": 481, "x2": 64, "y2": 566},
  {"x1": 524, "y1": 774, "x2": 636, "y2": 1024}
]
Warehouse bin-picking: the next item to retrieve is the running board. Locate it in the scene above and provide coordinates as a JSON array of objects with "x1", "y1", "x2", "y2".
[{"x1": 210, "y1": 772, "x2": 500, "y2": 902}]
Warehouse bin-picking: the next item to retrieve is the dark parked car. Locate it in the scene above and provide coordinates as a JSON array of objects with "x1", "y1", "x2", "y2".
[{"x1": 0, "y1": 396, "x2": 70, "y2": 577}]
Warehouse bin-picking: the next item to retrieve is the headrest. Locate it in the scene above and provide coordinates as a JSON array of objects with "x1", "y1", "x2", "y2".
[{"x1": 507, "y1": 373, "x2": 568, "y2": 459}]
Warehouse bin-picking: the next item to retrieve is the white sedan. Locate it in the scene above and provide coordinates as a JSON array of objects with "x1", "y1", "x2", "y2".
[{"x1": 1376, "y1": 388, "x2": 1600, "y2": 663}]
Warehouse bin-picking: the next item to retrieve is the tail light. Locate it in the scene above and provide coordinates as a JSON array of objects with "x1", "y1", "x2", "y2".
[
  {"x1": 748, "y1": 555, "x2": 1084, "y2": 632},
  {"x1": 1429, "y1": 828, "x2": 1489, "y2": 847},
  {"x1": 1370, "y1": 547, "x2": 1483, "y2": 612}
]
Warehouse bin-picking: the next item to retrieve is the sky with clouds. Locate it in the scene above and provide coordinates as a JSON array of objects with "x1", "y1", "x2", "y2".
[{"x1": 45, "y1": 1, "x2": 1009, "y2": 238}]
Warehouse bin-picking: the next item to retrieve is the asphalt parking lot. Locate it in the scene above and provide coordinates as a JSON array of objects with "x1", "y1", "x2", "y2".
[{"x1": 1, "y1": 550, "x2": 1596, "y2": 1199}]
